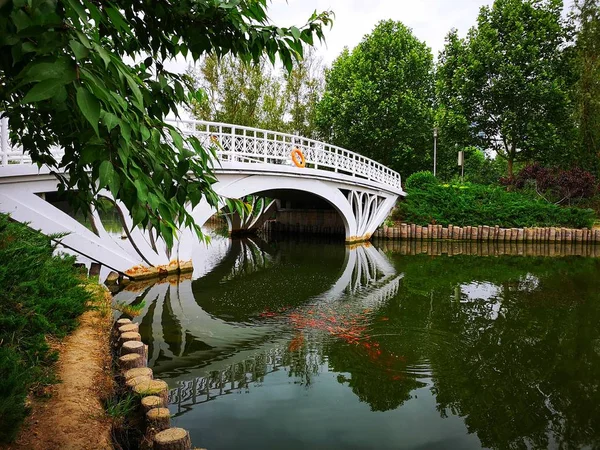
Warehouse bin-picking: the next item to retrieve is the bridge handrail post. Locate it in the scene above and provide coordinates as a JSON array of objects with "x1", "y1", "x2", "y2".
[
  {"x1": 1, "y1": 116, "x2": 8, "y2": 166},
  {"x1": 230, "y1": 125, "x2": 236, "y2": 162}
]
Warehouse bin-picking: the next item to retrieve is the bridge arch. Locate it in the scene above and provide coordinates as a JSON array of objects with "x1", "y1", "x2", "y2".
[{"x1": 190, "y1": 175, "x2": 356, "y2": 238}]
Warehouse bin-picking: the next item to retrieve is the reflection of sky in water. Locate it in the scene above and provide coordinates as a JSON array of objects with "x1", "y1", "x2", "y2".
[
  {"x1": 460, "y1": 281, "x2": 502, "y2": 302},
  {"x1": 459, "y1": 281, "x2": 505, "y2": 321}
]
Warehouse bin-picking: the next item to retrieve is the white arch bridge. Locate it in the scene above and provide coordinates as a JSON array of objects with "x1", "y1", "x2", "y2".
[{"x1": 0, "y1": 117, "x2": 404, "y2": 275}]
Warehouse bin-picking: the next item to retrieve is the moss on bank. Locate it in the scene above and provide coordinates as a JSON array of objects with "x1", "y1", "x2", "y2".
[{"x1": 0, "y1": 214, "x2": 91, "y2": 443}]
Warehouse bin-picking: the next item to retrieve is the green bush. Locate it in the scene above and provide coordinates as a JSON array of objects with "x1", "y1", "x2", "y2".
[
  {"x1": 394, "y1": 182, "x2": 595, "y2": 229},
  {"x1": 405, "y1": 171, "x2": 438, "y2": 190},
  {"x1": 0, "y1": 214, "x2": 89, "y2": 443}
]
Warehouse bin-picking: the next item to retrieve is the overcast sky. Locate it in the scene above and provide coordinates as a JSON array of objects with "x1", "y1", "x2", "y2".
[
  {"x1": 267, "y1": 0, "x2": 495, "y2": 63},
  {"x1": 271, "y1": 0, "x2": 576, "y2": 64}
]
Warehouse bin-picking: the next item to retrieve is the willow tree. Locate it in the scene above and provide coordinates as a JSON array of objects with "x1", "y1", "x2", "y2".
[
  {"x1": 436, "y1": 0, "x2": 575, "y2": 177},
  {"x1": 0, "y1": 0, "x2": 331, "y2": 246},
  {"x1": 316, "y1": 20, "x2": 435, "y2": 176}
]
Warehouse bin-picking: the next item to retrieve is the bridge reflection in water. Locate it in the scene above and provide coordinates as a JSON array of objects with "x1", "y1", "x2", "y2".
[{"x1": 114, "y1": 236, "x2": 404, "y2": 414}]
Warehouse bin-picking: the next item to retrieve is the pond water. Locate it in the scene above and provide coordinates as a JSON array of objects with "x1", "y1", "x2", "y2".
[{"x1": 115, "y1": 232, "x2": 600, "y2": 450}]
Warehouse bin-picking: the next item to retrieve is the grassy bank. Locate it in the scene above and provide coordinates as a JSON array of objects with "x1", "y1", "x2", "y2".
[
  {"x1": 394, "y1": 172, "x2": 595, "y2": 229},
  {"x1": 0, "y1": 214, "x2": 91, "y2": 443}
]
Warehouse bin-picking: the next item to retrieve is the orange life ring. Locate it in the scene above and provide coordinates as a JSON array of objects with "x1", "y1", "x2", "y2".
[{"x1": 291, "y1": 148, "x2": 306, "y2": 168}]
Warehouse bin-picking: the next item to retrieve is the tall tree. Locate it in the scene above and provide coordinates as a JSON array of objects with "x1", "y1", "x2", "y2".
[
  {"x1": 436, "y1": 0, "x2": 575, "y2": 177},
  {"x1": 188, "y1": 49, "x2": 324, "y2": 138},
  {"x1": 315, "y1": 20, "x2": 435, "y2": 176},
  {"x1": 572, "y1": 0, "x2": 600, "y2": 172},
  {"x1": 284, "y1": 48, "x2": 324, "y2": 139},
  {"x1": 189, "y1": 55, "x2": 268, "y2": 127},
  {"x1": 0, "y1": 1, "x2": 331, "y2": 245}
]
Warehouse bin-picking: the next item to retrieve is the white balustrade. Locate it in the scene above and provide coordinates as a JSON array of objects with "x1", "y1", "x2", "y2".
[{"x1": 0, "y1": 116, "x2": 402, "y2": 190}]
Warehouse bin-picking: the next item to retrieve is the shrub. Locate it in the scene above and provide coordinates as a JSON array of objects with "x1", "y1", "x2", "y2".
[
  {"x1": 0, "y1": 214, "x2": 89, "y2": 442},
  {"x1": 503, "y1": 164, "x2": 598, "y2": 204},
  {"x1": 405, "y1": 171, "x2": 438, "y2": 190},
  {"x1": 395, "y1": 182, "x2": 595, "y2": 229}
]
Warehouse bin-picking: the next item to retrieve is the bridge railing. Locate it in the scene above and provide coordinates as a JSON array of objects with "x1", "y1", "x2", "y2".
[
  {"x1": 0, "y1": 116, "x2": 402, "y2": 190},
  {"x1": 173, "y1": 119, "x2": 401, "y2": 190}
]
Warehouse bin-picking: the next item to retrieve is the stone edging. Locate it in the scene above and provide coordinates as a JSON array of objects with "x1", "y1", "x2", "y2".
[{"x1": 373, "y1": 224, "x2": 600, "y2": 243}]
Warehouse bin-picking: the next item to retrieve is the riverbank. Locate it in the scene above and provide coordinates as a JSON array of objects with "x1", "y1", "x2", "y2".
[
  {"x1": 4, "y1": 284, "x2": 114, "y2": 450},
  {"x1": 373, "y1": 223, "x2": 600, "y2": 243},
  {"x1": 0, "y1": 214, "x2": 114, "y2": 447}
]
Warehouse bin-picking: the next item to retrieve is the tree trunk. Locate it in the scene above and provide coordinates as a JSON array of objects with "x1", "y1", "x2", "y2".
[{"x1": 507, "y1": 157, "x2": 514, "y2": 178}]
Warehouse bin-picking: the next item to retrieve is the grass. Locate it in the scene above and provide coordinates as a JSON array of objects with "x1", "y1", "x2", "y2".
[
  {"x1": 113, "y1": 300, "x2": 146, "y2": 318},
  {"x1": 394, "y1": 180, "x2": 596, "y2": 229},
  {"x1": 0, "y1": 213, "x2": 91, "y2": 443},
  {"x1": 104, "y1": 393, "x2": 138, "y2": 421}
]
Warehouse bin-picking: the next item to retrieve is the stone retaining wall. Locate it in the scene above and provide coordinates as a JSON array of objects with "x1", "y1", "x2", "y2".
[{"x1": 372, "y1": 224, "x2": 600, "y2": 243}]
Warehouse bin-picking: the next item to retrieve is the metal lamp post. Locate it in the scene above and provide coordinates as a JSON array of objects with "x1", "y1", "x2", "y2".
[{"x1": 433, "y1": 126, "x2": 438, "y2": 177}]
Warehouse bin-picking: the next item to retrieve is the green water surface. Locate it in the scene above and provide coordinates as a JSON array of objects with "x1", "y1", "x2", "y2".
[{"x1": 120, "y1": 235, "x2": 600, "y2": 450}]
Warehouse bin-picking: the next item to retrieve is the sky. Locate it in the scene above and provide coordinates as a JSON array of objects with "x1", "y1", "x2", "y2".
[
  {"x1": 267, "y1": 0, "x2": 495, "y2": 63},
  {"x1": 267, "y1": 0, "x2": 575, "y2": 64}
]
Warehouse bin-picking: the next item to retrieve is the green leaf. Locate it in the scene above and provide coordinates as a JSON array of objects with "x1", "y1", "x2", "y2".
[
  {"x1": 290, "y1": 26, "x2": 301, "y2": 40},
  {"x1": 22, "y1": 79, "x2": 64, "y2": 103},
  {"x1": 69, "y1": 40, "x2": 89, "y2": 60},
  {"x1": 158, "y1": 203, "x2": 174, "y2": 226},
  {"x1": 105, "y1": 7, "x2": 132, "y2": 35},
  {"x1": 93, "y1": 43, "x2": 112, "y2": 69},
  {"x1": 131, "y1": 204, "x2": 146, "y2": 227},
  {"x1": 76, "y1": 88, "x2": 101, "y2": 136},
  {"x1": 169, "y1": 128, "x2": 183, "y2": 150},
  {"x1": 99, "y1": 160, "x2": 114, "y2": 187},
  {"x1": 120, "y1": 122, "x2": 131, "y2": 143},
  {"x1": 134, "y1": 179, "x2": 149, "y2": 202},
  {"x1": 108, "y1": 170, "x2": 120, "y2": 196},
  {"x1": 159, "y1": 221, "x2": 174, "y2": 248},
  {"x1": 102, "y1": 111, "x2": 119, "y2": 132},
  {"x1": 24, "y1": 57, "x2": 76, "y2": 83},
  {"x1": 65, "y1": 0, "x2": 88, "y2": 22}
]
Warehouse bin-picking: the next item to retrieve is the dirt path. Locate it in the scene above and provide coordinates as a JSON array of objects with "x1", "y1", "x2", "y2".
[{"x1": 5, "y1": 286, "x2": 114, "y2": 450}]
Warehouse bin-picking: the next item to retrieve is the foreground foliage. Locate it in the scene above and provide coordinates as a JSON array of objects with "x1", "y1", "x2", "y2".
[
  {"x1": 0, "y1": 0, "x2": 331, "y2": 247},
  {"x1": 395, "y1": 173, "x2": 595, "y2": 228},
  {"x1": 0, "y1": 214, "x2": 89, "y2": 442}
]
